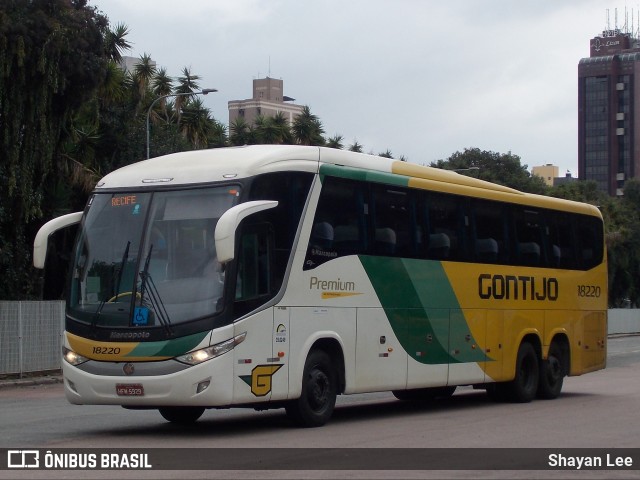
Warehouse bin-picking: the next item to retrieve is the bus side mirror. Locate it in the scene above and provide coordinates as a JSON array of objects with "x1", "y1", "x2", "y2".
[
  {"x1": 215, "y1": 201, "x2": 278, "y2": 264},
  {"x1": 33, "y1": 211, "x2": 83, "y2": 269}
]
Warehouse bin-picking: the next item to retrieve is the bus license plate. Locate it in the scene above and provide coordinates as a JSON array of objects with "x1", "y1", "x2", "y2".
[{"x1": 116, "y1": 383, "x2": 144, "y2": 396}]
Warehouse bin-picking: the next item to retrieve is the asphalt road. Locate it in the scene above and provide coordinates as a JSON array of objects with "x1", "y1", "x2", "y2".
[{"x1": 1, "y1": 335, "x2": 639, "y2": 480}]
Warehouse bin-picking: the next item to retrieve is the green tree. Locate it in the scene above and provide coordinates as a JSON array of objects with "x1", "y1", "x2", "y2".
[
  {"x1": 0, "y1": 0, "x2": 109, "y2": 299},
  {"x1": 431, "y1": 148, "x2": 548, "y2": 193}
]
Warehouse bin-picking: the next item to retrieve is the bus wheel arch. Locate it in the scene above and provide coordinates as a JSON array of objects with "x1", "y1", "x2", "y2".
[
  {"x1": 286, "y1": 340, "x2": 343, "y2": 428},
  {"x1": 537, "y1": 334, "x2": 569, "y2": 400}
]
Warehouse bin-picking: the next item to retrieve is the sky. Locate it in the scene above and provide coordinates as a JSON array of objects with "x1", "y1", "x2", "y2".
[{"x1": 92, "y1": 0, "x2": 636, "y2": 175}]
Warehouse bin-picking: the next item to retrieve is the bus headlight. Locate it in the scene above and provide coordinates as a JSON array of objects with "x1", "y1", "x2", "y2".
[
  {"x1": 63, "y1": 346, "x2": 89, "y2": 366},
  {"x1": 176, "y1": 332, "x2": 246, "y2": 366}
]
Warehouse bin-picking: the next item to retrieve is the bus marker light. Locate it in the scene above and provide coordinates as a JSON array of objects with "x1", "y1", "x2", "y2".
[
  {"x1": 196, "y1": 380, "x2": 211, "y2": 394},
  {"x1": 278, "y1": 351, "x2": 285, "y2": 357},
  {"x1": 238, "y1": 359, "x2": 252, "y2": 364}
]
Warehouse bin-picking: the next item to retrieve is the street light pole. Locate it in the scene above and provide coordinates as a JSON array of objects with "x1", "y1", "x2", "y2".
[{"x1": 146, "y1": 88, "x2": 217, "y2": 159}]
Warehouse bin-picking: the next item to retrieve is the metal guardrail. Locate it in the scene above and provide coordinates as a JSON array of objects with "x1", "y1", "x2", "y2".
[{"x1": 0, "y1": 302, "x2": 638, "y2": 376}]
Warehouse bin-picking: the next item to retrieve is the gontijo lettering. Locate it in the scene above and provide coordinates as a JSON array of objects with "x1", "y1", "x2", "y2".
[{"x1": 478, "y1": 273, "x2": 558, "y2": 301}]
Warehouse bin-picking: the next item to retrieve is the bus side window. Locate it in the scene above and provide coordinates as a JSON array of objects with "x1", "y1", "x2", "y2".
[
  {"x1": 547, "y1": 212, "x2": 576, "y2": 269},
  {"x1": 576, "y1": 216, "x2": 604, "y2": 270},
  {"x1": 471, "y1": 200, "x2": 506, "y2": 264},
  {"x1": 370, "y1": 184, "x2": 413, "y2": 257},
  {"x1": 304, "y1": 177, "x2": 367, "y2": 269},
  {"x1": 425, "y1": 192, "x2": 464, "y2": 261},
  {"x1": 513, "y1": 208, "x2": 545, "y2": 267}
]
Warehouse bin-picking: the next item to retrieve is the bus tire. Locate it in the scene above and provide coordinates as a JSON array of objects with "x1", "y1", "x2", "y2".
[
  {"x1": 392, "y1": 386, "x2": 456, "y2": 402},
  {"x1": 537, "y1": 342, "x2": 565, "y2": 400},
  {"x1": 505, "y1": 341, "x2": 539, "y2": 403},
  {"x1": 286, "y1": 349, "x2": 337, "y2": 428},
  {"x1": 158, "y1": 406, "x2": 205, "y2": 424}
]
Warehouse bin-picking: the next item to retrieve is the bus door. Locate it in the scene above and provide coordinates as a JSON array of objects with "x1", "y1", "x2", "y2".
[{"x1": 232, "y1": 225, "x2": 280, "y2": 404}]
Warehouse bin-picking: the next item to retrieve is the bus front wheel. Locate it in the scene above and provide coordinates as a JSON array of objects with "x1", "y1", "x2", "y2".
[
  {"x1": 158, "y1": 406, "x2": 205, "y2": 424},
  {"x1": 286, "y1": 349, "x2": 337, "y2": 428}
]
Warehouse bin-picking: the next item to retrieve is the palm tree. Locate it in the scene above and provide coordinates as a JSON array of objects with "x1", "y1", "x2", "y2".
[
  {"x1": 133, "y1": 53, "x2": 156, "y2": 98},
  {"x1": 180, "y1": 97, "x2": 211, "y2": 148},
  {"x1": 174, "y1": 67, "x2": 201, "y2": 121},
  {"x1": 150, "y1": 67, "x2": 174, "y2": 123},
  {"x1": 348, "y1": 141, "x2": 363, "y2": 153},
  {"x1": 104, "y1": 22, "x2": 131, "y2": 63},
  {"x1": 292, "y1": 106, "x2": 325, "y2": 146},
  {"x1": 379, "y1": 149, "x2": 393, "y2": 158},
  {"x1": 208, "y1": 121, "x2": 228, "y2": 148},
  {"x1": 271, "y1": 111, "x2": 293, "y2": 144},
  {"x1": 326, "y1": 134, "x2": 344, "y2": 149},
  {"x1": 229, "y1": 117, "x2": 251, "y2": 146}
]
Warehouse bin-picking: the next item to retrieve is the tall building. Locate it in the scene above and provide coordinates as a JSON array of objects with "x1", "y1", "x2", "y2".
[
  {"x1": 228, "y1": 77, "x2": 304, "y2": 127},
  {"x1": 578, "y1": 27, "x2": 640, "y2": 196}
]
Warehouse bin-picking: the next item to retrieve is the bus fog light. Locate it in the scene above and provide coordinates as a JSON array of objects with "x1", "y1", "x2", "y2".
[
  {"x1": 63, "y1": 346, "x2": 89, "y2": 366},
  {"x1": 176, "y1": 332, "x2": 247, "y2": 366},
  {"x1": 196, "y1": 380, "x2": 211, "y2": 394}
]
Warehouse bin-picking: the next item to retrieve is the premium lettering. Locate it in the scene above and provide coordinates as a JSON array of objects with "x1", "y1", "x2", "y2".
[
  {"x1": 310, "y1": 276, "x2": 355, "y2": 292},
  {"x1": 478, "y1": 273, "x2": 558, "y2": 301}
]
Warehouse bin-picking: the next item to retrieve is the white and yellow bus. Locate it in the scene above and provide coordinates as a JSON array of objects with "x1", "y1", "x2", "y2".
[{"x1": 33, "y1": 145, "x2": 607, "y2": 427}]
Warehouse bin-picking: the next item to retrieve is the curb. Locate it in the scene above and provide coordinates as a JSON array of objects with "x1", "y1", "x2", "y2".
[{"x1": 0, "y1": 374, "x2": 63, "y2": 389}]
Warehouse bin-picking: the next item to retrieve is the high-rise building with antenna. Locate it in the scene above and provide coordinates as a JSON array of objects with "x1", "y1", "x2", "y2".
[{"x1": 578, "y1": 10, "x2": 640, "y2": 195}]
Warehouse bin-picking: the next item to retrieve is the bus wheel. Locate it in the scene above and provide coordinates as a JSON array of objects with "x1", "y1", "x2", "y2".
[
  {"x1": 505, "y1": 342, "x2": 539, "y2": 403},
  {"x1": 537, "y1": 343, "x2": 564, "y2": 400},
  {"x1": 158, "y1": 407, "x2": 205, "y2": 424},
  {"x1": 286, "y1": 349, "x2": 337, "y2": 428},
  {"x1": 392, "y1": 386, "x2": 456, "y2": 402}
]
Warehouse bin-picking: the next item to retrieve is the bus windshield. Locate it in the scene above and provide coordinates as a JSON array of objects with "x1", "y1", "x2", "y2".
[{"x1": 69, "y1": 187, "x2": 240, "y2": 328}]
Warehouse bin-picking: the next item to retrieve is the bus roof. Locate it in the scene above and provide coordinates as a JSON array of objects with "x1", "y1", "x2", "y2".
[{"x1": 95, "y1": 145, "x2": 601, "y2": 218}]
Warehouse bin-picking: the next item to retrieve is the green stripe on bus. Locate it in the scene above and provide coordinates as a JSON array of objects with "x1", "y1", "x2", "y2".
[
  {"x1": 319, "y1": 164, "x2": 409, "y2": 187},
  {"x1": 359, "y1": 256, "x2": 488, "y2": 364},
  {"x1": 126, "y1": 331, "x2": 209, "y2": 358}
]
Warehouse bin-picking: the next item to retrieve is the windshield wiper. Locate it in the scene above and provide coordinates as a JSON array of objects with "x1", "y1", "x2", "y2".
[
  {"x1": 113, "y1": 241, "x2": 130, "y2": 303},
  {"x1": 138, "y1": 246, "x2": 173, "y2": 336}
]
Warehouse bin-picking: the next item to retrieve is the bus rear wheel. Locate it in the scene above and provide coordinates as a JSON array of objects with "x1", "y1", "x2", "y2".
[
  {"x1": 505, "y1": 341, "x2": 539, "y2": 403},
  {"x1": 159, "y1": 406, "x2": 205, "y2": 424},
  {"x1": 537, "y1": 342, "x2": 565, "y2": 400},
  {"x1": 286, "y1": 349, "x2": 337, "y2": 428}
]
